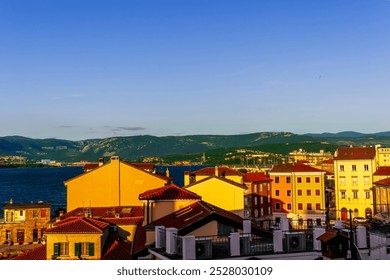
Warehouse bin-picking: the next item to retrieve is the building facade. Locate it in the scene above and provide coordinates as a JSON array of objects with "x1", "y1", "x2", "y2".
[
  {"x1": 269, "y1": 163, "x2": 326, "y2": 223},
  {"x1": 0, "y1": 201, "x2": 51, "y2": 244},
  {"x1": 334, "y1": 146, "x2": 376, "y2": 220}
]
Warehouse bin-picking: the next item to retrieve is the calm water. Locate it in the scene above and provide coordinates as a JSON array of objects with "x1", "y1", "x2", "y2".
[
  {"x1": 0, "y1": 166, "x2": 83, "y2": 214},
  {"x1": 0, "y1": 165, "x2": 208, "y2": 216}
]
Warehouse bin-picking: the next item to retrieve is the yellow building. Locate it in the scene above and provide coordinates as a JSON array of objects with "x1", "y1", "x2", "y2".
[
  {"x1": 375, "y1": 145, "x2": 390, "y2": 167},
  {"x1": 64, "y1": 156, "x2": 170, "y2": 211},
  {"x1": 44, "y1": 217, "x2": 109, "y2": 260},
  {"x1": 334, "y1": 146, "x2": 376, "y2": 220},
  {"x1": 184, "y1": 166, "x2": 244, "y2": 186},
  {"x1": 184, "y1": 176, "x2": 247, "y2": 217}
]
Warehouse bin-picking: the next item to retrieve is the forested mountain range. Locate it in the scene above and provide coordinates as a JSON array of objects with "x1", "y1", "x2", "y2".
[{"x1": 1, "y1": 131, "x2": 390, "y2": 163}]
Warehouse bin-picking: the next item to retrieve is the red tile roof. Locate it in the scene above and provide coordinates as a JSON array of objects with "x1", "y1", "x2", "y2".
[
  {"x1": 99, "y1": 217, "x2": 143, "y2": 225},
  {"x1": 317, "y1": 229, "x2": 348, "y2": 242},
  {"x1": 190, "y1": 166, "x2": 245, "y2": 177},
  {"x1": 243, "y1": 172, "x2": 272, "y2": 183},
  {"x1": 45, "y1": 217, "x2": 109, "y2": 234},
  {"x1": 186, "y1": 175, "x2": 248, "y2": 190},
  {"x1": 373, "y1": 177, "x2": 390, "y2": 186},
  {"x1": 12, "y1": 244, "x2": 47, "y2": 260},
  {"x1": 270, "y1": 163, "x2": 323, "y2": 173},
  {"x1": 374, "y1": 166, "x2": 390, "y2": 176},
  {"x1": 322, "y1": 159, "x2": 334, "y2": 164},
  {"x1": 83, "y1": 163, "x2": 99, "y2": 172},
  {"x1": 101, "y1": 234, "x2": 134, "y2": 260},
  {"x1": 139, "y1": 184, "x2": 202, "y2": 201},
  {"x1": 334, "y1": 147, "x2": 376, "y2": 160},
  {"x1": 57, "y1": 206, "x2": 144, "y2": 220}
]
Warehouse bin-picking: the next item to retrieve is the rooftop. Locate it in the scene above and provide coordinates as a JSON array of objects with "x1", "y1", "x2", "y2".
[
  {"x1": 139, "y1": 184, "x2": 202, "y2": 201},
  {"x1": 334, "y1": 147, "x2": 376, "y2": 160}
]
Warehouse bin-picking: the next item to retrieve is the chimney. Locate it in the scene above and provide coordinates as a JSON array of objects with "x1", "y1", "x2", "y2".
[
  {"x1": 215, "y1": 166, "x2": 218, "y2": 176},
  {"x1": 9, "y1": 198, "x2": 13, "y2": 205},
  {"x1": 165, "y1": 167, "x2": 170, "y2": 178},
  {"x1": 98, "y1": 158, "x2": 104, "y2": 167}
]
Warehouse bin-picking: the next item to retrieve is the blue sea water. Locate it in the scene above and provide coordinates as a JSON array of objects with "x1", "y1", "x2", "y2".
[
  {"x1": 155, "y1": 165, "x2": 209, "y2": 186},
  {"x1": 0, "y1": 165, "x2": 208, "y2": 216},
  {"x1": 0, "y1": 166, "x2": 83, "y2": 214}
]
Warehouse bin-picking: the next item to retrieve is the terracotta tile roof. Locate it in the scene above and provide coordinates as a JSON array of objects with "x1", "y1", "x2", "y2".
[
  {"x1": 139, "y1": 184, "x2": 202, "y2": 201},
  {"x1": 12, "y1": 244, "x2": 47, "y2": 260},
  {"x1": 2, "y1": 202, "x2": 51, "y2": 210},
  {"x1": 45, "y1": 217, "x2": 109, "y2": 234},
  {"x1": 334, "y1": 147, "x2": 376, "y2": 160},
  {"x1": 317, "y1": 229, "x2": 348, "y2": 242},
  {"x1": 83, "y1": 163, "x2": 99, "y2": 172},
  {"x1": 243, "y1": 172, "x2": 272, "y2": 183},
  {"x1": 373, "y1": 177, "x2": 390, "y2": 186},
  {"x1": 146, "y1": 201, "x2": 267, "y2": 237},
  {"x1": 56, "y1": 206, "x2": 144, "y2": 221},
  {"x1": 99, "y1": 217, "x2": 143, "y2": 225},
  {"x1": 322, "y1": 159, "x2": 334, "y2": 164},
  {"x1": 190, "y1": 166, "x2": 245, "y2": 177},
  {"x1": 270, "y1": 163, "x2": 323, "y2": 173},
  {"x1": 101, "y1": 234, "x2": 133, "y2": 260},
  {"x1": 186, "y1": 175, "x2": 248, "y2": 190},
  {"x1": 374, "y1": 166, "x2": 390, "y2": 176}
]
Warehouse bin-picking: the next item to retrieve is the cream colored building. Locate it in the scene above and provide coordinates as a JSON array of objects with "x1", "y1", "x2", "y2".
[{"x1": 334, "y1": 146, "x2": 376, "y2": 220}]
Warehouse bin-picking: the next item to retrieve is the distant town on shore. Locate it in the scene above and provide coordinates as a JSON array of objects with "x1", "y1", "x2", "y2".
[{"x1": 2, "y1": 131, "x2": 390, "y2": 260}]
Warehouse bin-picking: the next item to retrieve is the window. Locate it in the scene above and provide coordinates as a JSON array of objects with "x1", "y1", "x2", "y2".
[
  {"x1": 275, "y1": 202, "x2": 281, "y2": 210},
  {"x1": 254, "y1": 197, "x2": 258, "y2": 205},
  {"x1": 353, "y1": 190, "x2": 358, "y2": 199},
  {"x1": 352, "y1": 165, "x2": 357, "y2": 171},
  {"x1": 33, "y1": 210, "x2": 39, "y2": 218},
  {"x1": 19, "y1": 210, "x2": 24, "y2": 216},
  {"x1": 297, "y1": 177, "x2": 302, "y2": 183},
  {"x1": 307, "y1": 189, "x2": 311, "y2": 196},
  {"x1": 286, "y1": 176, "x2": 291, "y2": 183},
  {"x1": 364, "y1": 176, "x2": 370, "y2": 186},
  {"x1": 298, "y1": 189, "x2": 302, "y2": 196},
  {"x1": 316, "y1": 189, "x2": 320, "y2": 196},
  {"x1": 254, "y1": 209, "x2": 259, "y2": 217},
  {"x1": 341, "y1": 190, "x2": 346, "y2": 199},
  {"x1": 316, "y1": 203, "x2": 321, "y2": 210},
  {"x1": 340, "y1": 177, "x2": 346, "y2": 186},
  {"x1": 259, "y1": 184, "x2": 263, "y2": 192},
  {"x1": 365, "y1": 191, "x2": 371, "y2": 199},
  {"x1": 352, "y1": 176, "x2": 358, "y2": 186},
  {"x1": 244, "y1": 197, "x2": 248, "y2": 206},
  {"x1": 54, "y1": 242, "x2": 69, "y2": 257},
  {"x1": 298, "y1": 203, "x2": 303, "y2": 210},
  {"x1": 260, "y1": 196, "x2": 263, "y2": 204},
  {"x1": 306, "y1": 177, "x2": 311, "y2": 183},
  {"x1": 364, "y1": 164, "x2": 369, "y2": 171},
  {"x1": 275, "y1": 176, "x2": 280, "y2": 183},
  {"x1": 307, "y1": 203, "x2": 312, "y2": 211},
  {"x1": 340, "y1": 165, "x2": 345, "y2": 171},
  {"x1": 286, "y1": 190, "x2": 291, "y2": 196},
  {"x1": 315, "y1": 177, "x2": 320, "y2": 183},
  {"x1": 287, "y1": 203, "x2": 292, "y2": 210},
  {"x1": 41, "y1": 209, "x2": 46, "y2": 218},
  {"x1": 275, "y1": 190, "x2": 280, "y2": 197}
]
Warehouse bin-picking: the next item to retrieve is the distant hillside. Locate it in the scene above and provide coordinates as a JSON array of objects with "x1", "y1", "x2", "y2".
[{"x1": 1, "y1": 131, "x2": 390, "y2": 163}]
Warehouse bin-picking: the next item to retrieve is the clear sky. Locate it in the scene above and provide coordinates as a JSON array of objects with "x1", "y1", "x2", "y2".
[{"x1": 1, "y1": 0, "x2": 389, "y2": 140}]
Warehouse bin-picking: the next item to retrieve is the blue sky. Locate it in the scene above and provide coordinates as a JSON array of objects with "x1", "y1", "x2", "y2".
[{"x1": 1, "y1": 0, "x2": 389, "y2": 140}]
